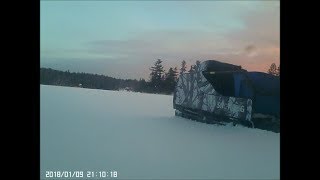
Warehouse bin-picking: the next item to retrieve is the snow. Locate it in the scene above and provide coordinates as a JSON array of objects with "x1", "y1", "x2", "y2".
[{"x1": 41, "y1": 85, "x2": 279, "y2": 179}]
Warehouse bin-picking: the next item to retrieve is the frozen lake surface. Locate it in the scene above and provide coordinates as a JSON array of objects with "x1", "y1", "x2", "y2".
[{"x1": 41, "y1": 85, "x2": 279, "y2": 179}]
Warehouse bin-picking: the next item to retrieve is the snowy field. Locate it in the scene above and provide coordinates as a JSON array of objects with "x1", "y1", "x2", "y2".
[{"x1": 41, "y1": 85, "x2": 279, "y2": 179}]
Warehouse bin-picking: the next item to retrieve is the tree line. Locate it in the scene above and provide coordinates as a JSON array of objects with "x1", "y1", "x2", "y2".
[
  {"x1": 40, "y1": 59, "x2": 190, "y2": 94},
  {"x1": 41, "y1": 59, "x2": 279, "y2": 95}
]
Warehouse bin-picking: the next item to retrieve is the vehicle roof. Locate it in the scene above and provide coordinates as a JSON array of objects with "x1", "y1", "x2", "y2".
[{"x1": 201, "y1": 60, "x2": 246, "y2": 72}]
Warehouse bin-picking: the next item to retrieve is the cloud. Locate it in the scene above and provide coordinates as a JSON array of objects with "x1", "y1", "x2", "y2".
[{"x1": 244, "y1": 45, "x2": 258, "y2": 57}]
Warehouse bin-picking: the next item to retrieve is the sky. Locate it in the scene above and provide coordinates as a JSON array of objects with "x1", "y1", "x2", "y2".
[{"x1": 41, "y1": 0, "x2": 280, "y2": 80}]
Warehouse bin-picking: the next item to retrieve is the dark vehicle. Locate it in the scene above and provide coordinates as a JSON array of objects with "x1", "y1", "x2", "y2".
[{"x1": 173, "y1": 60, "x2": 280, "y2": 132}]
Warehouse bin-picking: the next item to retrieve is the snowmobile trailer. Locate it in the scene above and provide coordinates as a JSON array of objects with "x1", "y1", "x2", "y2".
[{"x1": 173, "y1": 60, "x2": 280, "y2": 132}]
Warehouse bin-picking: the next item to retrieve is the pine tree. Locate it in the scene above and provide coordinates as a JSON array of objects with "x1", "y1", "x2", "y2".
[
  {"x1": 164, "y1": 67, "x2": 177, "y2": 94},
  {"x1": 276, "y1": 65, "x2": 280, "y2": 76},
  {"x1": 180, "y1": 60, "x2": 187, "y2": 75},
  {"x1": 173, "y1": 67, "x2": 178, "y2": 81},
  {"x1": 268, "y1": 63, "x2": 277, "y2": 76},
  {"x1": 149, "y1": 59, "x2": 165, "y2": 93}
]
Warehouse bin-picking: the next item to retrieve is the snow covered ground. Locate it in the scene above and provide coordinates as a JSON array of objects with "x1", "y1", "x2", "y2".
[{"x1": 41, "y1": 85, "x2": 279, "y2": 179}]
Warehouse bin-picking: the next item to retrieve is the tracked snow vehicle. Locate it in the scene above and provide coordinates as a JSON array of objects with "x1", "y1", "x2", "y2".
[{"x1": 173, "y1": 60, "x2": 280, "y2": 132}]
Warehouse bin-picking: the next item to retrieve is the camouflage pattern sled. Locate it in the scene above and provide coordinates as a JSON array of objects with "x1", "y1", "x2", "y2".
[{"x1": 173, "y1": 60, "x2": 280, "y2": 132}]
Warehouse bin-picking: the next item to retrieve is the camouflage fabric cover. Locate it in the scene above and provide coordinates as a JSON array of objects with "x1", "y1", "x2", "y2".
[{"x1": 173, "y1": 61, "x2": 253, "y2": 123}]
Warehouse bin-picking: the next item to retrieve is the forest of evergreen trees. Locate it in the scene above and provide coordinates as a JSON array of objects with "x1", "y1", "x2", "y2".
[
  {"x1": 40, "y1": 59, "x2": 184, "y2": 95},
  {"x1": 41, "y1": 59, "x2": 279, "y2": 95},
  {"x1": 41, "y1": 68, "x2": 153, "y2": 93}
]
